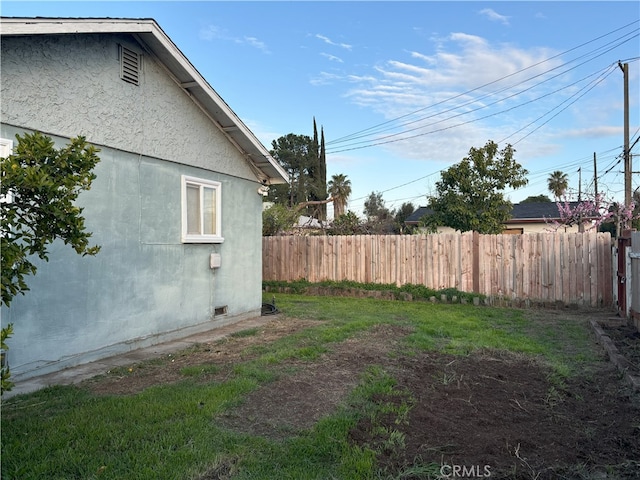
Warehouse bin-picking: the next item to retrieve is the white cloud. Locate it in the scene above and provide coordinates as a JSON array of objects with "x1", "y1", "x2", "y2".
[
  {"x1": 316, "y1": 34, "x2": 352, "y2": 50},
  {"x1": 557, "y1": 126, "x2": 623, "y2": 139},
  {"x1": 199, "y1": 24, "x2": 225, "y2": 41},
  {"x1": 478, "y1": 8, "x2": 511, "y2": 26},
  {"x1": 330, "y1": 33, "x2": 570, "y2": 163},
  {"x1": 309, "y1": 71, "x2": 343, "y2": 86},
  {"x1": 199, "y1": 24, "x2": 270, "y2": 53},
  {"x1": 320, "y1": 52, "x2": 343, "y2": 63},
  {"x1": 244, "y1": 36, "x2": 270, "y2": 54}
]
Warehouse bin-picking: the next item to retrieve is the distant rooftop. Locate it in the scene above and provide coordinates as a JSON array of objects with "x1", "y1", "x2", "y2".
[{"x1": 405, "y1": 202, "x2": 598, "y2": 225}]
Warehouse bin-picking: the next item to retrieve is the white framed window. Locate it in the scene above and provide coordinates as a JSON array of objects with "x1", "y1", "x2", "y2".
[
  {"x1": 181, "y1": 175, "x2": 223, "y2": 243},
  {"x1": 0, "y1": 138, "x2": 14, "y2": 204}
]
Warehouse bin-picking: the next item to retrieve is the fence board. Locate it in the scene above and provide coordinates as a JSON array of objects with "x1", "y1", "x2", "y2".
[
  {"x1": 589, "y1": 233, "x2": 598, "y2": 303},
  {"x1": 263, "y1": 232, "x2": 613, "y2": 307}
]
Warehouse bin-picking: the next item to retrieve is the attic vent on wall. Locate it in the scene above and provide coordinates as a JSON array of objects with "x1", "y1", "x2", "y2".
[{"x1": 119, "y1": 45, "x2": 141, "y2": 85}]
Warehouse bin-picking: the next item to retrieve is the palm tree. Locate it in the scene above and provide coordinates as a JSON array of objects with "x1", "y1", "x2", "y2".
[
  {"x1": 547, "y1": 171, "x2": 569, "y2": 199},
  {"x1": 328, "y1": 174, "x2": 352, "y2": 218}
]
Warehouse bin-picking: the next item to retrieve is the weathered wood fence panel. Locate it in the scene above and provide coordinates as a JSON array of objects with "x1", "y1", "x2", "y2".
[
  {"x1": 628, "y1": 232, "x2": 640, "y2": 329},
  {"x1": 263, "y1": 232, "x2": 613, "y2": 307}
]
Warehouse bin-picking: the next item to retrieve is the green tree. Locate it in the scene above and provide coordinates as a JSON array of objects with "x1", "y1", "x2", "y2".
[
  {"x1": 425, "y1": 141, "x2": 528, "y2": 234},
  {"x1": 547, "y1": 171, "x2": 569, "y2": 199},
  {"x1": 328, "y1": 211, "x2": 364, "y2": 235},
  {"x1": 327, "y1": 173, "x2": 352, "y2": 218},
  {"x1": 363, "y1": 191, "x2": 394, "y2": 233},
  {"x1": 308, "y1": 119, "x2": 328, "y2": 220},
  {"x1": 1, "y1": 132, "x2": 101, "y2": 306},
  {"x1": 266, "y1": 133, "x2": 315, "y2": 209},
  {"x1": 267, "y1": 119, "x2": 328, "y2": 220},
  {"x1": 262, "y1": 204, "x2": 299, "y2": 236},
  {"x1": 392, "y1": 202, "x2": 416, "y2": 234},
  {"x1": 521, "y1": 195, "x2": 552, "y2": 203},
  {"x1": 364, "y1": 191, "x2": 389, "y2": 221}
]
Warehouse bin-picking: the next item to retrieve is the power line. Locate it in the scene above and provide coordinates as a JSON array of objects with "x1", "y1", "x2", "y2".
[
  {"x1": 327, "y1": 63, "x2": 620, "y2": 154},
  {"x1": 346, "y1": 143, "x2": 632, "y2": 211},
  {"x1": 326, "y1": 63, "x2": 635, "y2": 155},
  {"x1": 325, "y1": 27, "x2": 639, "y2": 152},
  {"x1": 503, "y1": 65, "x2": 618, "y2": 145},
  {"x1": 327, "y1": 20, "x2": 639, "y2": 147}
]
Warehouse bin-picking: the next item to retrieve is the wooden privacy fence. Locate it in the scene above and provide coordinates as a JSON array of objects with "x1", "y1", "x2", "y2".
[{"x1": 263, "y1": 232, "x2": 613, "y2": 307}]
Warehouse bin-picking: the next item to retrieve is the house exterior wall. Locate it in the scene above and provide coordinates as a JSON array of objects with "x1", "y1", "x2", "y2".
[
  {"x1": 1, "y1": 34, "x2": 264, "y2": 378},
  {"x1": 504, "y1": 222, "x2": 592, "y2": 234}
]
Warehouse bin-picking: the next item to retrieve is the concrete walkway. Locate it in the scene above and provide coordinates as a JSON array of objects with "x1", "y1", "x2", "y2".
[{"x1": 4, "y1": 314, "x2": 275, "y2": 399}]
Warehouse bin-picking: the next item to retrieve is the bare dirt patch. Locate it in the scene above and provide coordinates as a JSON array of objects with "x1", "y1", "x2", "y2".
[
  {"x1": 84, "y1": 317, "x2": 322, "y2": 396},
  {"x1": 350, "y1": 351, "x2": 640, "y2": 479},
  {"x1": 217, "y1": 323, "x2": 412, "y2": 440},
  {"x1": 83, "y1": 311, "x2": 640, "y2": 478},
  {"x1": 600, "y1": 323, "x2": 640, "y2": 377}
]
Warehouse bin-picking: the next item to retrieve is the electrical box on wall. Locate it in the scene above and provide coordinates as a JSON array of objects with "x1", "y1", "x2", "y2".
[{"x1": 210, "y1": 253, "x2": 221, "y2": 269}]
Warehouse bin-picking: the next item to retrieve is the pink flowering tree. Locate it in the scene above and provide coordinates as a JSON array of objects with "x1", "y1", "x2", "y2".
[{"x1": 545, "y1": 193, "x2": 639, "y2": 234}]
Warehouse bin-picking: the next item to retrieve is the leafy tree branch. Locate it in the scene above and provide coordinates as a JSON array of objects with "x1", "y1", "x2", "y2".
[{"x1": 1, "y1": 131, "x2": 101, "y2": 306}]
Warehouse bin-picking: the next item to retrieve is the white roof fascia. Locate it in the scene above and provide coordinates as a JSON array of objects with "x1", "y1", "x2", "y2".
[{"x1": 0, "y1": 17, "x2": 289, "y2": 185}]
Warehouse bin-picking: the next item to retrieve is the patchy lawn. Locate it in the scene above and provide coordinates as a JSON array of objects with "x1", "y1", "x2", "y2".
[{"x1": 2, "y1": 296, "x2": 639, "y2": 479}]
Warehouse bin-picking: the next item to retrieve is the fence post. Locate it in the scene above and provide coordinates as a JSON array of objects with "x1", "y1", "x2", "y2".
[{"x1": 473, "y1": 231, "x2": 480, "y2": 294}]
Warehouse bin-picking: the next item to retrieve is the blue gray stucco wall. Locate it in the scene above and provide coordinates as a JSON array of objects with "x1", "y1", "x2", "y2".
[{"x1": 1, "y1": 32, "x2": 265, "y2": 378}]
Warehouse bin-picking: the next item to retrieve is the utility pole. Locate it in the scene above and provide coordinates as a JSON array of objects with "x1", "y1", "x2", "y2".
[
  {"x1": 593, "y1": 152, "x2": 598, "y2": 201},
  {"x1": 578, "y1": 167, "x2": 582, "y2": 202},
  {"x1": 618, "y1": 61, "x2": 631, "y2": 215},
  {"x1": 578, "y1": 167, "x2": 584, "y2": 232}
]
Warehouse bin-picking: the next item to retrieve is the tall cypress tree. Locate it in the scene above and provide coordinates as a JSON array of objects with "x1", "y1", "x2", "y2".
[
  {"x1": 308, "y1": 117, "x2": 328, "y2": 220},
  {"x1": 319, "y1": 126, "x2": 327, "y2": 220}
]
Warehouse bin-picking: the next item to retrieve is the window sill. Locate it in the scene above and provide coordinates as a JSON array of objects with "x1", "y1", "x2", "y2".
[{"x1": 182, "y1": 235, "x2": 225, "y2": 244}]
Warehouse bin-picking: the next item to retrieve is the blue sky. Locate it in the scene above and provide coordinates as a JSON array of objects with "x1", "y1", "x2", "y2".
[{"x1": 2, "y1": 1, "x2": 639, "y2": 218}]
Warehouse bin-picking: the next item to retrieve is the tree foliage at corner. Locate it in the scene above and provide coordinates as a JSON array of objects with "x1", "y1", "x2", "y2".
[
  {"x1": 425, "y1": 141, "x2": 528, "y2": 234},
  {"x1": 262, "y1": 204, "x2": 299, "y2": 236},
  {"x1": 1, "y1": 131, "x2": 101, "y2": 307}
]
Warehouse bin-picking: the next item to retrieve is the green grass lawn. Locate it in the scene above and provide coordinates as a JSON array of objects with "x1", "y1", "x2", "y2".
[{"x1": 1, "y1": 293, "x2": 603, "y2": 479}]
